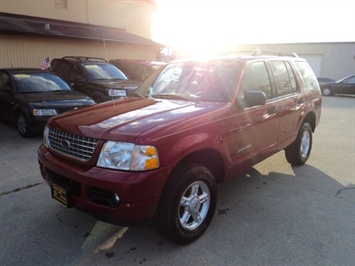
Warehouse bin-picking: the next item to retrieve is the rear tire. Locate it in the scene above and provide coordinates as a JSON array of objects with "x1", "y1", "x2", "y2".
[
  {"x1": 154, "y1": 163, "x2": 217, "y2": 245},
  {"x1": 285, "y1": 122, "x2": 312, "y2": 165},
  {"x1": 321, "y1": 86, "x2": 333, "y2": 96}
]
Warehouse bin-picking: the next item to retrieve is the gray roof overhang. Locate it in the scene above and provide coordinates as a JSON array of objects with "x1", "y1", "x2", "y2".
[{"x1": 0, "y1": 12, "x2": 164, "y2": 47}]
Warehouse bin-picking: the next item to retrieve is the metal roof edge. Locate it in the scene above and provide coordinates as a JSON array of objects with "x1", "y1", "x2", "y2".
[{"x1": 0, "y1": 12, "x2": 165, "y2": 47}]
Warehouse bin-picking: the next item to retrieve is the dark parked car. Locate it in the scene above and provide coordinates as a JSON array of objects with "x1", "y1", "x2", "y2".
[
  {"x1": 51, "y1": 56, "x2": 140, "y2": 103},
  {"x1": 320, "y1": 75, "x2": 355, "y2": 96},
  {"x1": 38, "y1": 51, "x2": 322, "y2": 244},
  {"x1": 317, "y1": 77, "x2": 335, "y2": 87},
  {"x1": 109, "y1": 59, "x2": 167, "y2": 82},
  {"x1": 0, "y1": 68, "x2": 95, "y2": 137}
]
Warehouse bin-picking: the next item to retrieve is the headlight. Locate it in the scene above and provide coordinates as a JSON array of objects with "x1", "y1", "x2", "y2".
[
  {"x1": 33, "y1": 109, "x2": 57, "y2": 116},
  {"x1": 43, "y1": 126, "x2": 50, "y2": 148},
  {"x1": 97, "y1": 141, "x2": 159, "y2": 171},
  {"x1": 108, "y1": 89, "x2": 127, "y2": 97}
]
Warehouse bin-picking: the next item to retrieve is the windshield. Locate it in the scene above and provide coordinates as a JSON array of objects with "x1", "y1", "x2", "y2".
[
  {"x1": 145, "y1": 60, "x2": 241, "y2": 102},
  {"x1": 13, "y1": 73, "x2": 72, "y2": 93},
  {"x1": 83, "y1": 63, "x2": 128, "y2": 81}
]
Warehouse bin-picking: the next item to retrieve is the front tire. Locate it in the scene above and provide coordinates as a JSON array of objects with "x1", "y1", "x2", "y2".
[
  {"x1": 17, "y1": 111, "x2": 33, "y2": 138},
  {"x1": 154, "y1": 163, "x2": 217, "y2": 245},
  {"x1": 285, "y1": 122, "x2": 312, "y2": 165}
]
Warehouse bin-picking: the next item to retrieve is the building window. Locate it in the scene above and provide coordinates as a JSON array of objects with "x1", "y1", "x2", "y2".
[{"x1": 55, "y1": 0, "x2": 68, "y2": 9}]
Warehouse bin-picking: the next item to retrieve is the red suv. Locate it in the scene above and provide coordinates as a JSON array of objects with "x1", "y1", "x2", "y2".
[{"x1": 38, "y1": 50, "x2": 322, "y2": 244}]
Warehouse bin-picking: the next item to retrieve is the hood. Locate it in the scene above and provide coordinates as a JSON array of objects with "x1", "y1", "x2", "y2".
[
  {"x1": 90, "y1": 79, "x2": 140, "y2": 91},
  {"x1": 17, "y1": 91, "x2": 95, "y2": 107},
  {"x1": 49, "y1": 97, "x2": 226, "y2": 142}
]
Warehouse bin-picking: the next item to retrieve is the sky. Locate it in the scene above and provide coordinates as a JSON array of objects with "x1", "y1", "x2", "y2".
[{"x1": 152, "y1": 0, "x2": 355, "y2": 56}]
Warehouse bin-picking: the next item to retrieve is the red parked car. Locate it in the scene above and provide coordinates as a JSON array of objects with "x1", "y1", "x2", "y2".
[{"x1": 38, "y1": 50, "x2": 322, "y2": 244}]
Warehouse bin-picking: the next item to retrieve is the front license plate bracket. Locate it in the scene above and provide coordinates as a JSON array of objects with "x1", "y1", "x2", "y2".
[{"x1": 51, "y1": 183, "x2": 72, "y2": 208}]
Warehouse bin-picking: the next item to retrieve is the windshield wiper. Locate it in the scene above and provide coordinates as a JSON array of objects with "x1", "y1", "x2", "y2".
[
  {"x1": 91, "y1": 78, "x2": 110, "y2": 81},
  {"x1": 150, "y1": 93, "x2": 190, "y2": 101},
  {"x1": 20, "y1": 91, "x2": 43, "y2": 94}
]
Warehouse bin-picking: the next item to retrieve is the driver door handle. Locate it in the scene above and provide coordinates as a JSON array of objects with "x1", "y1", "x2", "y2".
[{"x1": 268, "y1": 106, "x2": 278, "y2": 114}]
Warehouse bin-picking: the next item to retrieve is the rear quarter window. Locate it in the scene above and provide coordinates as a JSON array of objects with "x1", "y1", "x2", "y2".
[{"x1": 294, "y1": 61, "x2": 319, "y2": 91}]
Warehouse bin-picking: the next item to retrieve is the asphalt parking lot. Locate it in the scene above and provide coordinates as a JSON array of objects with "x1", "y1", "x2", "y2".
[{"x1": 0, "y1": 96, "x2": 354, "y2": 266}]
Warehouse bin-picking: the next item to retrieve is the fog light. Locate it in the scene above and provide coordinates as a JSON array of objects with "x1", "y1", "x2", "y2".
[{"x1": 110, "y1": 193, "x2": 120, "y2": 207}]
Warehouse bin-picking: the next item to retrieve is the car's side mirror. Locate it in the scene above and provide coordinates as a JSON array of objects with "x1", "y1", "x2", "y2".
[
  {"x1": 245, "y1": 90, "x2": 267, "y2": 107},
  {"x1": 0, "y1": 86, "x2": 11, "y2": 92}
]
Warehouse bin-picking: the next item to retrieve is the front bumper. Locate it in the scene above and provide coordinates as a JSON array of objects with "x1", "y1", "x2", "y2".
[{"x1": 37, "y1": 144, "x2": 171, "y2": 225}]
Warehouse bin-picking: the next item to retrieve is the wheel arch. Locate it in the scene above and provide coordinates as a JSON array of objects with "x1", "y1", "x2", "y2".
[
  {"x1": 303, "y1": 111, "x2": 316, "y2": 132},
  {"x1": 13, "y1": 104, "x2": 30, "y2": 117},
  {"x1": 177, "y1": 148, "x2": 225, "y2": 184}
]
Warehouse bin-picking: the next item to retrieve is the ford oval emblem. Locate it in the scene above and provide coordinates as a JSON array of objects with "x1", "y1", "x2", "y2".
[{"x1": 61, "y1": 140, "x2": 71, "y2": 148}]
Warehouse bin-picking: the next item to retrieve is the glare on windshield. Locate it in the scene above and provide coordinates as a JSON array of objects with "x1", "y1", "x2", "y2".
[
  {"x1": 14, "y1": 73, "x2": 71, "y2": 93},
  {"x1": 84, "y1": 64, "x2": 128, "y2": 81},
  {"x1": 149, "y1": 60, "x2": 240, "y2": 102}
]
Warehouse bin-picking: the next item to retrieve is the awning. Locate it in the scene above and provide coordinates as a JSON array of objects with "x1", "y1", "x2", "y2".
[{"x1": 0, "y1": 12, "x2": 163, "y2": 47}]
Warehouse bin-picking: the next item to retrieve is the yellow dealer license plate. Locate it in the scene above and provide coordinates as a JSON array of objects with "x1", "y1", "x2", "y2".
[{"x1": 51, "y1": 183, "x2": 70, "y2": 207}]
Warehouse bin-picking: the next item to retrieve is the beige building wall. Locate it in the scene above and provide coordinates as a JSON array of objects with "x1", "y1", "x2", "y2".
[
  {"x1": 0, "y1": 0, "x2": 155, "y2": 39},
  {"x1": 0, "y1": 33, "x2": 159, "y2": 68},
  {"x1": 219, "y1": 43, "x2": 355, "y2": 80},
  {"x1": 322, "y1": 43, "x2": 355, "y2": 79},
  {"x1": 0, "y1": 0, "x2": 160, "y2": 68}
]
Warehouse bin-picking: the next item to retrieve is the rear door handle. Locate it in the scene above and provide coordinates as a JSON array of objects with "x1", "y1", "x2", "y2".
[{"x1": 298, "y1": 98, "x2": 305, "y2": 104}]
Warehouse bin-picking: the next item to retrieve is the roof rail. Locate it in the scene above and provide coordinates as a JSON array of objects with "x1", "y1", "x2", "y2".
[
  {"x1": 61, "y1": 56, "x2": 107, "y2": 62},
  {"x1": 251, "y1": 49, "x2": 299, "y2": 57}
]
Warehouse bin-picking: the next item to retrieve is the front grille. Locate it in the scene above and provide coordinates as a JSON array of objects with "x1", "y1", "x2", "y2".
[{"x1": 48, "y1": 128, "x2": 99, "y2": 161}]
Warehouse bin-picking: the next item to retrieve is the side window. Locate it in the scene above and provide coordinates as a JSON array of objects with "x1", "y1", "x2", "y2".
[
  {"x1": 54, "y1": 61, "x2": 71, "y2": 81},
  {"x1": 0, "y1": 71, "x2": 9, "y2": 87},
  {"x1": 294, "y1": 61, "x2": 319, "y2": 91},
  {"x1": 270, "y1": 61, "x2": 297, "y2": 96},
  {"x1": 345, "y1": 76, "x2": 355, "y2": 84},
  {"x1": 240, "y1": 62, "x2": 272, "y2": 100},
  {"x1": 69, "y1": 65, "x2": 84, "y2": 81},
  {"x1": 285, "y1": 62, "x2": 297, "y2": 93}
]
